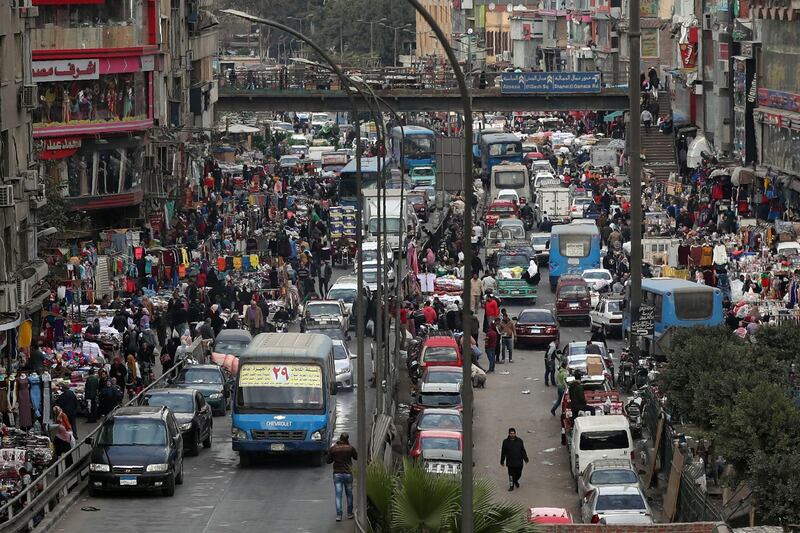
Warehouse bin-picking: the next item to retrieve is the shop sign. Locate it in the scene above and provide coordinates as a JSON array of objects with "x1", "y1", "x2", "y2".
[
  {"x1": 500, "y1": 71, "x2": 601, "y2": 93},
  {"x1": 32, "y1": 59, "x2": 99, "y2": 82},
  {"x1": 758, "y1": 88, "x2": 800, "y2": 113},
  {"x1": 679, "y1": 42, "x2": 697, "y2": 70},
  {"x1": 148, "y1": 211, "x2": 164, "y2": 230},
  {"x1": 732, "y1": 19, "x2": 753, "y2": 42},
  {"x1": 35, "y1": 137, "x2": 82, "y2": 160},
  {"x1": 631, "y1": 305, "x2": 655, "y2": 337},
  {"x1": 740, "y1": 41, "x2": 753, "y2": 58}
]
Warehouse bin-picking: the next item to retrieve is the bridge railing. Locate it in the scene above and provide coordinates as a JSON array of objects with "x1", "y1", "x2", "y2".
[
  {"x1": 0, "y1": 337, "x2": 204, "y2": 533},
  {"x1": 217, "y1": 67, "x2": 494, "y2": 93}
]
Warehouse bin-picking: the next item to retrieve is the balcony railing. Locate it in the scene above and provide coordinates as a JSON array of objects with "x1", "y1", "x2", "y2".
[{"x1": 31, "y1": 24, "x2": 137, "y2": 50}]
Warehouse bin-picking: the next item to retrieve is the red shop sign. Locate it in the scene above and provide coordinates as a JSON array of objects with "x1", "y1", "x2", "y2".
[{"x1": 36, "y1": 137, "x2": 82, "y2": 160}]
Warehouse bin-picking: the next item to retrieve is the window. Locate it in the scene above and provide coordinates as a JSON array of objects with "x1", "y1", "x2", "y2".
[
  {"x1": 494, "y1": 171, "x2": 526, "y2": 188},
  {"x1": 14, "y1": 34, "x2": 22, "y2": 80},
  {"x1": 579, "y1": 430, "x2": 630, "y2": 450},
  {"x1": 590, "y1": 469, "x2": 639, "y2": 485},
  {"x1": 673, "y1": 290, "x2": 714, "y2": 320},
  {"x1": 642, "y1": 290, "x2": 663, "y2": 322},
  {"x1": 144, "y1": 393, "x2": 194, "y2": 413},
  {"x1": 97, "y1": 419, "x2": 168, "y2": 446},
  {"x1": 558, "y1": 234, "x2": 592, "y2": 257},
  {"x1": 596, "y1": 493, "x2": 647, "y2": 511},
  {"x1": 421, "y1": 437, "x2": 461, "y2": 450},
  {"x1": 423, "y1": 346, "x2": 459, "y2": 363}
]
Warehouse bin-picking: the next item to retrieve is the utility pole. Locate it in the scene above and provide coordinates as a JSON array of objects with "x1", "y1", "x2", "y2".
[{"x1": 627, "y1": 0, "x2": 643, "y2": 357}]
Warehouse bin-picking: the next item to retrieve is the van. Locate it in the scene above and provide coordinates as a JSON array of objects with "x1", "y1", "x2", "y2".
[
  {"x1": 555, "y1": 275, "x2": 591, "y2": 324},
  {"x1": 570, "y1": 415, "x2": 633, "y2": 479}
]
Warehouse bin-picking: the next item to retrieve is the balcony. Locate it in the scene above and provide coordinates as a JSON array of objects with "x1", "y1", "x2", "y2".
[
  {"x1": 189, "y1": 30, "x2": 218, "y2": 60},
  {"x1": 31, "y1": 24, "x2": 137, "y2": 51}
]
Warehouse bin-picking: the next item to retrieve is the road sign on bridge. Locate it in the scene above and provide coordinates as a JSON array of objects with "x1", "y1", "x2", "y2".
[{"x1": 500, "y1": 72, "x2": 602, "y2": 94}]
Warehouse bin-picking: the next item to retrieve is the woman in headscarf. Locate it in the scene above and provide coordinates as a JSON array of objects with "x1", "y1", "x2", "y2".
[
  {"x1": 125, "y1": 354, "x2": 139, "y2": 397},
  {"x1": 522, "y1": 259, "x2": 540, "y2": 286}
]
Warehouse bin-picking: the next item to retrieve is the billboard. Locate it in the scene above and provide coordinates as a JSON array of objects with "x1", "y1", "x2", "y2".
[{"x1": 500, "y1": 72, "x2": 601, "y2": 94}]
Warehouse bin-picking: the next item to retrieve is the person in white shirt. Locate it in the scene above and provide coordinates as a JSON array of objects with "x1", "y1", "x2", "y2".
[
  {"x1": 641, "y1": 109, "x2": 653, "y2": 132},
  {"x1": 482, "y1": 273, "x2": 497, "y2": 293}
]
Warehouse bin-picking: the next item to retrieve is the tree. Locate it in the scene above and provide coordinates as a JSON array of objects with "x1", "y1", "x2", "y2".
[
  {"x1": 748, "y1": 449, "x2": 800, "y2": 527},
  {"x1": 366, "y1": 460, "x2": 537, "y2": 533}
]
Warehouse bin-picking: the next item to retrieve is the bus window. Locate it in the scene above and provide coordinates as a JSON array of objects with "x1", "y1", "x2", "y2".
[
  {"x1": 494, "y1": 170, "x2": 526, "y2": 188},
  {"x1": 642, "y1": 290, "x2": 663, "y2": 321},
  {"x1": 405, "y1": 135, "x2": 433, "y2": 154},
  {"x1": 558, "y1": 234, "x2": 591, "y2": 257},
  {"x1": 674, "y1": 291, "x2": 714, "y2": 320},
  {"x1": 489, "y1": 143, "x2": 520, "y2": 156}
]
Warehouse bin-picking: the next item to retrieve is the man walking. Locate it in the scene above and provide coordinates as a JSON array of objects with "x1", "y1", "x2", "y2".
[
  {"x1": 319, "y1": 259, "x2": 332, "y2": 297},
  {"x1": 500, "y1": 427, "x2": 529, "y2": 491},
  {"x1": 85, "y1": 368, "x2": 100, "y2": 423},
  {"x1": 544, "y1": 340, "x2": 558, "y2": 386},
  {"x1": 641, "y1": 108, "x2": 653, "y2": 133},
  {"x1": 485, "y1": 318, "x2": 499, "y2": 372},
  {"x1": 470, "y1": 273, "x2": 483, "y2": 311},
  {"x1": 55, "y1": 383, "x2": 79, "y2": 438},
  {"x1": 327, "y1": 432, "x2": 358, "y2": 522}
]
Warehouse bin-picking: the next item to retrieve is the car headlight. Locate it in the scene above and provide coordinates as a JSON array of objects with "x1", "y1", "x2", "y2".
[
  {"x1": 208, "y1": 393, "x2": 223, "y2": 399},
  {"x1": 311, "y1": 428, "x2": 326, "y2": 441},
  {"x1": 146, "y1": 463, "x2": 169, "y2": 473},
  {"x1": 179, "y1": 423, "x2": 193, "y2": 431},
  {"x1": 232, "y1": 427, "x2": 247, "y2": 440},
  {"x1": 89, "y1": 463, "x2": 110, "y2": 472}
]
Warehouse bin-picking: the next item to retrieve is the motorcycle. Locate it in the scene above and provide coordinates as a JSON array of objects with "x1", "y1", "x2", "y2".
[
  {"x1": 617, "y1": 348, "x2": 636, "y2": 393},
  {"x1": 274, "y1": 321, "x2": 289, "y2": 333},
  {"x1": 625, "y1": 389, "x2": 645, "y2": 439}
]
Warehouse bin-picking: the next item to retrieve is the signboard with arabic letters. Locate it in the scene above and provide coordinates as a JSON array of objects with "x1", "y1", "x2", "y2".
[
  {"x1": 238, "y1": 364, "x2": 323, "y2": 388},
  {"x1": 500, "y1": 72, "x2": 602, "y2": 94},
  {"x1": 32, "y1": 59, "x2": 99, "y2": 82}
]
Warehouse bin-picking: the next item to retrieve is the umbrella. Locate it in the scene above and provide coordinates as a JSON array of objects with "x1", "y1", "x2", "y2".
[
  {"x1": 524, "y1": 151, "x2": 546, "y2": 160},
  {"x1": 603, "y1": 111, "x2": 624, "y2": 122},
  {"x1": 687, "y1": 135, "x2": 712, "y2": 168}
]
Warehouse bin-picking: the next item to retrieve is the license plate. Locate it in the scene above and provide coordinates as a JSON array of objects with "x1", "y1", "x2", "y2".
[
  {"x1": 569, "y1": 303, "x2": 579, "y2": 308},
  {"x1": 512, "y1": 290, "x2": 522, "y2": 295},
  {"x1": 532, "y1": 328, "x2": 542, "y2": 333},
  {"x1": 270, "y1": 443, "x2": 285, "y2": 452},
  {"x1": 119, "y1": 476, "x2": 137, "y2": 486}
]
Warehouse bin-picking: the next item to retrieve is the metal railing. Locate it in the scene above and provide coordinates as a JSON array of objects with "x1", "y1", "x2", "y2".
[
  {"x1": 0, "y1": 337, "x2": 205, "y2": 532},
  {"x1": 217, "y1": 67, "x2": 494, "y2": 93}
]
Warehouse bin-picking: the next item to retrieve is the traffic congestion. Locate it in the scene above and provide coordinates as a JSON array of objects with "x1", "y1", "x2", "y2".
[{"x1": 7, "y1": 99, "x2": 798, "y2": 531}]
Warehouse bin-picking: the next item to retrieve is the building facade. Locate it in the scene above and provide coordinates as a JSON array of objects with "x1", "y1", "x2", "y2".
[{"x1": 0, "y1": 0, "x2": 51, "y2": 334}]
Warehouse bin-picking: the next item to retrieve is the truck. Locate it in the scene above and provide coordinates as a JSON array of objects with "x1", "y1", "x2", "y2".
[
  {"x1": 308, "y1": 145, "x2": 335, "y2": 166},
  {"x1": 589, "y1": 142, "x2": 619, "y2": 169},
  {"x1": 321, "y1": 152, "x2": 348, "y2": 175},
  {"x1": 363, "y1": 190, "x2": 417, "y2": 253},
  {"x1": 494, "y1": 247, "x2": 537, "y2": 301},
  {"x1": 534, "y1": 187, "x2": 571, "y2": 226}
]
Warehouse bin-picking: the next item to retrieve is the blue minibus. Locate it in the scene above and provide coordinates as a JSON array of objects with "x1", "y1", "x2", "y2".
[
  {"x1": 623, "y1": 278, "x2": 724, "y2": 358},
  {"x1": 548, "y1": 224, "x2": 601, "y2": 290},
  {"x1": 338, "y1": 156, "x2": 382, "y2": 207},
  {"x1": 231, "y1": 332, "x2": 337, "y2": 466},
  {"x1": 391, "y1": 125, "x2": 436, "y2": 170},
  {"x1": 480, "y1": 133, "x2": 523, "y2": 179}
]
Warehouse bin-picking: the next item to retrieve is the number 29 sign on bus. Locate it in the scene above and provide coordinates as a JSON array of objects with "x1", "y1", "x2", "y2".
[{"x1": 238, "y1": 364, "x2": 323, "y2": 388}]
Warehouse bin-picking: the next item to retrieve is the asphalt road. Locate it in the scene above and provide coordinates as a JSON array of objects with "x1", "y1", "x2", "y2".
[
  {"x1": 53, "y1": 268, "x2": 372, "y2": 533},
  {"x1": 471, "y1": 280, "x2": 626, "y2": 522}
]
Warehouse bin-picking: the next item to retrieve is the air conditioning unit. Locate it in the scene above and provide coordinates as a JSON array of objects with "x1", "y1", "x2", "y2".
[
  {"x1": 0, "y1": 284, "x2": 18, "y2": 314},
  {"x1": 20, "y1": 84, "x2": 38, "y2": 110},
  {"x1": 0, "y1": 186, "x2": 14, "y2": 208}
]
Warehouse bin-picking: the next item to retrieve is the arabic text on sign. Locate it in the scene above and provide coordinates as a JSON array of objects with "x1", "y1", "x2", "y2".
[
  {"x1": 239, "y1": 364, "x2": 323, "y2": 388},
  {"x1": 565, "y1": 243, "x2": 585, "y2": 256},
  {"x1": 31, "y1": 59, "x2": 100, "y2": 82}
]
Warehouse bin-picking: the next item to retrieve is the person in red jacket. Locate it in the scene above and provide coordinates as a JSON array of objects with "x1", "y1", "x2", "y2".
[
  {"x1": 483, "y1": 293, "x2": 500, "y2": 332},
  {"x1": 422, "y1": 301, "x2": 438, "y2": 324},
  {"x1": 485, "y1": 318, "x2": 499, "y2": 372}
]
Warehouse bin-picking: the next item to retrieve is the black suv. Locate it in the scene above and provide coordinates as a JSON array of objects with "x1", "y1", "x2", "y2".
[
  {"x1": 87, "y1": 406, "x2": 184, "y2": 497},
  {"x1": 141, "y1": 389, "x2": 213, "y2": 456}
]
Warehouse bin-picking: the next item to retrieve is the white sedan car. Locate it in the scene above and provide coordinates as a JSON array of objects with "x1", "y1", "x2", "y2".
[
  {"x1": 582, "y1": 268, "x2": 614, "y2": 306},
  {"x1": 590, "y1": 297, "x2": 625, "y2": 337}
]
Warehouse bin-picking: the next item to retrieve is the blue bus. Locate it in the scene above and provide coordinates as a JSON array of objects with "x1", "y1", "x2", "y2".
[
  {"x1": 231, "y1": 332, "x2": 337, "y2": 466},
  {"x1": 472, "y1": 127, "x2": 503, "y2": 164},
  {"x1": 480, "y1": 133, "x2": 523, "y2": 179},
  {"x1": 338, "y1": 156, "x2": 382, "y2": 207},
  {"x1": 391, "y1": 125, "x2": 436, "y2": 170},
  {"x1": 548, "y1": 224, "x2": 601, "y2": 290},
  {"x1": 623, "y1": 278, "x2": 724, "y2": 358}
]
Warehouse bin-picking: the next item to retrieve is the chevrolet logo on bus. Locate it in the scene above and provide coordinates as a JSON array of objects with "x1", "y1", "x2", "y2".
[{"x1": 264, "y1": 421, "x2": 292, "y2": 427}]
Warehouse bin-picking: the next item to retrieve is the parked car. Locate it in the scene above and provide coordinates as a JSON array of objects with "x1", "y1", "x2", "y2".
[
  {"x1": 408, "y1": 429, "x2": 463, "y2": 460},
  {"x1": 420, "y1": 366, "x2": 464, "y2": 386},
  {"x1": 589, "y1": 297, "x2": 624, "y2": 337},
  {"x1": 332, "y1": 340, "x2": 353, "y2": 389},
  {"x1": 563, "y1": 341, "x2": 615, "y2": 384},
  {"x1": 410, "y1": 382, "x2": 463, "y2": 419},
  {"x1": 577, "y1": 459, "x2": 641, "y2": 501},
  {"x1": 300, "y1": 299, "x2": 350, "y2": 335},
  {"x1": 172, "y1": 364, "x2": 231, "y2": 416},
  {"x1": 87, "y1": 406, "x2": 183, "y2": 497},
  {"x1": 141, "y1": 389, "x2": 212, "y2": 456},
  {"x1": 555, "y1": 275, "x2": 591, "y2": 324},
  {"x1": 527, "y1": 507, "x2": 574, "y2": 524},
  {"x1": 514, "y1": 308, "x2": 559, "y2": 347},
  {"x1": 408, "y1": 408, "x2": 463, "y2": 447},
  {"x1": 419, "y1": 332, "x2": 462, "y2": 369},
  {"x1": 581, "y1": 485, "x2": 653, "y2": 524}
]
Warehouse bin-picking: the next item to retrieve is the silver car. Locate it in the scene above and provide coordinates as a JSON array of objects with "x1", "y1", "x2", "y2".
[
  {"x1": 581, "y1": 485, "x2": 653, "y2": 524},
  {"x1": 577, "y1": 459, "x2": 641, "y2": 500},
  {"x1": 332, "y1": 340, "x2": 353, "y2": 389}
]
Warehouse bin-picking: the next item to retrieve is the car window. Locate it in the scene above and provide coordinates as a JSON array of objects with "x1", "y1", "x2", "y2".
[
  {"x1": 595, "y1": 493, "x2": 647, "y2": 511},
  {"x1": 579, "y1": 430, "x2": 630, "y2": 451},
  {"x1": 178, "y1": 368, "x2": 223, "y2": 384},
  {"x1": 559, "y1": 285, "x2": 589, "y2": 299},
  {"x1": 333, "y1": 344, "x2": 349, "y2": 360},
  {"x1": 143, "y1": 393, "x2": 194, "y2": 413},
  {"x1": 423, "y1": 346, "x2": 459, "y2": 363},
  {"x1": 419, "y1": 413, "x2": 462, "y2": 430},
  {"x1": 421, "y1": 437, "x2": 461, "y2": 451},
  {"x1": 590, "y1": 469, "x2": 639, "y2": 486},
  {"x1": 214, "y1": 340, "x2": 249, "y2": 355},
  {"x1": 327, "y1": 288, "x2": 356, "y2": 303},
  {"x1": 97, "y1": 419, "x2": 168, "y2": 446},
  {"x1": 425, "y1": 370, "x2": 463, "y2": 384},
  {"x1": 606, "y1": 300, "x2": 622, "y2": 312},
  {"x1": 419, "y1": 392, "x2": 461, "y2": 407},
  {"x1": 308, "y1": 303, "x2": 342, "y2": 316},
  {"x1": 518, "y1": 310, "x2": 555, "y2": 324}
]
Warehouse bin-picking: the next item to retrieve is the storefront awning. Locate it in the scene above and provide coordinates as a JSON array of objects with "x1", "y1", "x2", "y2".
[{"x1": 732, "y1": 166, "x2": 756, "y2": 186}]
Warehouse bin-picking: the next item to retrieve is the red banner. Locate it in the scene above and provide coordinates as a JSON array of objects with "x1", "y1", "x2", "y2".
[
  {"x1": 679, "y1": 43, "x2": 697, "y2": 69},
  {"x1": 33, "y1": 0, "x2": 104, "y2": 4},
  {"x1": 35, "y1": 137, "x2": 82, "y2": 160}
]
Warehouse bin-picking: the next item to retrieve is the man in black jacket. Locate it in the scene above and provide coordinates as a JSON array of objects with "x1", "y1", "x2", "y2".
[
  {"x1": 500, "y1": 427, "x2": 529, "y2": 491},
  {"x1": 55, "y1": 384, "x2": 79, "y2": 438}
]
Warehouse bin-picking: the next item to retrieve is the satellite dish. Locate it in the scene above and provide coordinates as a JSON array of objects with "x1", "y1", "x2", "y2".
[
  {"x1": 488, "y1": 2, "x2": 496, "y2": 10},
  {"x1": 506, "y1": 3, "x2": 513, "y2": 11}
]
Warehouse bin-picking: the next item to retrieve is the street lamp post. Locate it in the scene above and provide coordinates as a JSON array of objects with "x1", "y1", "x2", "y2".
[
  {"x1": 627, "y1": 0, "x2": 643, "y2": 357},
  {"x1": 379, "y1": 22, "x2": 413, "y2": 67},
  {"x1": 357, "y1": 17, "x2": 387, "y2": 58}
]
